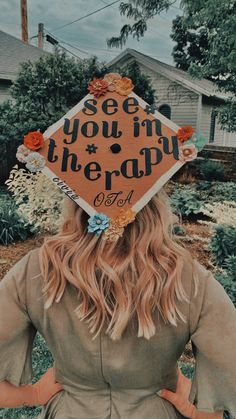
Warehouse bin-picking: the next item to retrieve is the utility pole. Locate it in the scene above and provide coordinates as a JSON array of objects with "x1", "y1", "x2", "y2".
[
  {"x1": 38, "y1": 23, "x2": 44, "y2": 49},
  {"x1": 21, "y1": 0, "x2": 28, "y2": 43}
]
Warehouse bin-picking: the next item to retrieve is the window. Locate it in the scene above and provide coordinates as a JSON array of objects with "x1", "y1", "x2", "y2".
[
  {"x1": 209, "y1": 109, "x2": 217, "y2": 143},
  {"x1": 158, "y1": 104, "x2": 171, "y2": 119}
]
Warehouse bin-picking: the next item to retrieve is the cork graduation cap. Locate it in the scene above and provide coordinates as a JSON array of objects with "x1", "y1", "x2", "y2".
[{"x1": 17, "y1": 73, "x2": 206, "y2": 241}]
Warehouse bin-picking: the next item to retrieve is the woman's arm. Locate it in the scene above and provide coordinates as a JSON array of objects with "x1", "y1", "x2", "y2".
[
  {"x1": 158, "y1": 368, "x2": 224, "y2": 419},
  {"x1": 0, "y1": 368, "x2": 63, "y2": 408}
]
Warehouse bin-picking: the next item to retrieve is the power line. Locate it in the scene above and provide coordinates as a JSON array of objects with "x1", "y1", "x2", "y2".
[
  {"x1": 49, "y1": 0, "x2": 121, "y2": 32},
  {"x1": 45, "y1": 29, "x2": 89, "y2": 55},
  {"x1": 59, "y1": 44, "x2": 82, "y2": 59}
]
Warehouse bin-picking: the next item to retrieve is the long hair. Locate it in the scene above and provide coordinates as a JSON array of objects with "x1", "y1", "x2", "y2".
[{"x1": 39, "y1": 188, "x2": 198, "y2": 340}]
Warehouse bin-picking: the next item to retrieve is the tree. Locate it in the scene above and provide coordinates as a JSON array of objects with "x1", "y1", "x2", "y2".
[
  {"x1": 172, "y1": 0, "x2": 236, "y2": 131},
  {"x1": 0, "y1": 49, "x2": 107, "y2": 167},
  {"x1": 171, "y1": 15, "x2": 209, "y2": 74},
  {"x1": 120, "y1": 61, "x2": 156, "y2": 104},
  {"x1": 108, "y1": 0, "x2": 236, "y2": 131},
  {"x1": 107, "y1": 0, "x2": 175, "y2": 48}
]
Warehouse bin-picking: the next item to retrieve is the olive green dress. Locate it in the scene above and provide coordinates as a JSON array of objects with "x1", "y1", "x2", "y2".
[{"x1": 0, "y1": 248, "x2": 236, "y2": 419}]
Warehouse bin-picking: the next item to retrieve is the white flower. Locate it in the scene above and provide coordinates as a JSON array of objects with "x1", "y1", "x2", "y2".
[
  {"x1": 25, "y1": 152, "x2": 46, "y2": 172},
  {"x1": 104, "y1": 73, "x2": 122, "y2": 92}
]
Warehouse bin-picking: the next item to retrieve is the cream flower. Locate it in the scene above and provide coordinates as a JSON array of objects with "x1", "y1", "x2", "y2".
[
  {"x1": 103, "y1": 220, "x2": 124, "y2": 242},
  {"x1": 16, "y1": 144, "x2": 32, "y2": 163},
  {"x1": 178, "y1": 143, "x2": 198, "y2": 162},
  {"x1": 104, "y1": 73, "x2": 122, "y2": 92}
]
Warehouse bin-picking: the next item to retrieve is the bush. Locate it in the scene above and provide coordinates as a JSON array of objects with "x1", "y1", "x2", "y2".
[
  {"x1": 178, "y1": 361, "x2": 195, "y2": 380},
  {"x1": 209, "y1": 225, "x2": 236, "y2": 266},
  {"x1": 201, "y1": 201, "x2": 236, "y2": 227},
  {"x1": 196, "y1": 181, "x2": 236, "y2": 203},
  {"x1": 216, "y1": 256, "x2": 236, "y2": 307},
  {"x1": 0, "y1": 197, "x2": 36, "y2": 245},
  {"x1": 170, "y1": 188, "x2": 204, "y2": 219},
  {"x1": 173, "y1": 224, "x2": 186, "y2": 235},
  {"x1": 5, "y1": 165, "x2": 63, "y2": 235},
  {"x1": 212, "y1": 182, "x2": 236, "y2": 201},
  {"x1": 199, "y1": 160, "x2": 225, "y2": 181}
]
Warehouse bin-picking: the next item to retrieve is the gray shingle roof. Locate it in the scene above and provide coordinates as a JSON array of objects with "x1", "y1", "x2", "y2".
[
  {"x1": 107, "y1": 48, "x2": 230, "y2": 101},
  {"x1": 0, "y1": 30, "x2": 47, "y2": 81}
]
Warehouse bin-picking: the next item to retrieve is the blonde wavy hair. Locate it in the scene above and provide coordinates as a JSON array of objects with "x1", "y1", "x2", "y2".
[{"x1": 39, "y1": 188, "x2": 198, "y2": 341}]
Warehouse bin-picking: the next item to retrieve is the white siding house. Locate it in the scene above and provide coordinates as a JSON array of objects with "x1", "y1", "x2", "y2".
[
  {"x1": 107, "y1": 49, "x2": 235, "y2": 148},
  {"x1": 0, "y1": 30, "x2": 47, "y2": 104}
]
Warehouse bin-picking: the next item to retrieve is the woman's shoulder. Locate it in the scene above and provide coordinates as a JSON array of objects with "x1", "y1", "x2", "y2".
[
  {"x1": 1, "y1": 247, "x2": 43, "y2": 295},
  {"x1": 185, "y1": 258, "x2": 236, "y2": 335}
]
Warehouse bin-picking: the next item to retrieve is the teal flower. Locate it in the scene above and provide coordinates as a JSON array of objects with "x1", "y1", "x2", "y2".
[
  {"x1": 87, "y1": 213, "x2": 110, "y2": 236},
  {"x1": 185, "y1": 133, "x2": 207, "y2": 151},
  {"x1": 25, "y1": 152, "x2": 46, "y2": 172}
]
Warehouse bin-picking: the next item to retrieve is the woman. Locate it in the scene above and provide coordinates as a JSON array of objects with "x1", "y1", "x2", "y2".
[{"x1": 0, "y1": 190, "x2": 235, "y2": 418}]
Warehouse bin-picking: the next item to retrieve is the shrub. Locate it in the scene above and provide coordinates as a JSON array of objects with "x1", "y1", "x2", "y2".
[
  {"x1": 178, "y1": 361, "x2": 195, "y2": 380},
  {"x1": 212, "y1": 182, "x2": 236, "y2": 202},
  {"x1": 196, "y1": 181, "x2": 236, "y2": 203},
  {"x1": 170, "y1": 188, "x2": 204, "y2": 219},
  {"x1": 5, "y1": 165, "x2": 63, "y2": 234},
  {"x1": 0, "y1": 198, "x2": 36, "y2": 245},
  {"x1": 209, "y1": 225, "x2": 236, "y2": 266},
  {"x1": 216, "y1": 256, "x2": 236, "y2": 307},
  {"x1": 199, "y1": 160, "x2": 225, "y2": 181},
  {"x1": 200, "y1": 201, "x2": 236, "y2": 227},
  {"x1": 173, "y1": 224, "x2": 186, "y2": 235}
]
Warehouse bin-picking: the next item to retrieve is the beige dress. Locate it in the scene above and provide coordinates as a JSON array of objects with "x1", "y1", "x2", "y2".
[{"x1": 0, "y1": 248, "x2": 235, "y2": 419}]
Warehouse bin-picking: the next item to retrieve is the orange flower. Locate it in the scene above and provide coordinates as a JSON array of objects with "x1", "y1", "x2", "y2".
[
  {"x1": 114, "y1": 209, "x2": 136, "y2": 227},
  {"x1": 115, "y1": 77, "x2": 134, "y2": 96},
  {"x1": 88, "y1": 78, "x2": 108, "y2": 98},
  {"x1": 103, "y1": 209, "x2": 136, "y2": 242},
  {"x1": 104, "y1": 73, "x2": 121, "y2": 92},
  {"x1": 24, "y1": 131, "x2": 45, "y2": 151},
  {"x1": 177, "y1": 126, "x2": 194, "y2": 142},
  {"x1": 178, "y1": 143, "x2": 198, "y2": 162}
]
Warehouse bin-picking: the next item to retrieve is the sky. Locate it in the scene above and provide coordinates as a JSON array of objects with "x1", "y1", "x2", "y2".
[{"x1": 0, "y1": 0, "x2": 183, "y2": 64}]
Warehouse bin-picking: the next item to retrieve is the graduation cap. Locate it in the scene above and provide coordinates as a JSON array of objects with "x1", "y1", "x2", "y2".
[{"x1": 16, "y1": 73, "x2": 206, "y2": 241}]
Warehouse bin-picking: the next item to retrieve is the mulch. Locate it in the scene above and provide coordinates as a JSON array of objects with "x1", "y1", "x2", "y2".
[{"x1": 0, "y1": 235, "x2": 46, "y2": 279}]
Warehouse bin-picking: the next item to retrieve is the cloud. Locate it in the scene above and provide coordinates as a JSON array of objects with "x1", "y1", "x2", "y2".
[{"x1": 0, "y1": 0, "x2": 182, "y2": 64}]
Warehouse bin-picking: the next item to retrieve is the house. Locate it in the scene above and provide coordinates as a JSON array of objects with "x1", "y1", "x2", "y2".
[
  {"x1": 107, "y1": 49, "x2": 236, "y2": 148},
  {"x1": 0, "y1": 30, "x2": 47, "y2": 103}
]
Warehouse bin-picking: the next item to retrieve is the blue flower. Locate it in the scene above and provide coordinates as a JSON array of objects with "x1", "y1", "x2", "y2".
[
  {"x1": 87, "y1": 213, "x2": 110, "y2": 236},
  {"x1": 25, "y1": 152, "x2": 46, "y2": 172},
  {"x1": 185, "y1": 133, "x2": 207, "y2": 152}
]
